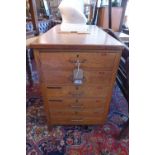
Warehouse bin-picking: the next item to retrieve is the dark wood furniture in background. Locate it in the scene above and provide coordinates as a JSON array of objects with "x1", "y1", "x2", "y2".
[
  {"x1": 97, "y1": 0, "x2": 128, "y2": 32},
  {"x1": 27, "y1": 0, "x2": 40, "y2": 87},
  {"x1": 28, "y1": 0, "x2": 39, "y2": 35},
  {"x1": 91, "y1": 0, "x2": 99, "y2": 25},
  {"x1": 30, "y1": 25, "x2": 123, "y2": 128},
  {"x1": 97, "y1": 6, "x2": 123, "y2": 31},
  {"x1": 26, "y1": 0, "x2": 62, "y2": 87},
  {"x1": 119, "y1": 0, "x2": 128, "y2": 31},
  {"x1": 84, "y1": 3, "x2": 94, "y2": 24}
]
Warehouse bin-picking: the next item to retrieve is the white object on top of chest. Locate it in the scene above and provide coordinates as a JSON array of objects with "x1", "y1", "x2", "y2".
[{"x1": 58, "y1": 0, "x2": 87, "y2": 24}]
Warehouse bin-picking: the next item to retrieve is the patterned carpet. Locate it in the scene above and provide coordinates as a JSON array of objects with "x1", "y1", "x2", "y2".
[
  {"x1": 26, "y1": 70, "x2": 129, "y2": 155},
  {"x1": 26, "y1": 63, "x2": 129, "y2": 155}
]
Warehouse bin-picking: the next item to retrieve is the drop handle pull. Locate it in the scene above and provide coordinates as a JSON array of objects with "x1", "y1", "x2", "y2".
[
  {"x1": 71, "y1": 103, "x2": 84, "y2": 107},
  {"x1": 71, "y1": 119, "x2": 83, "y2": 122},
  {"x1": 47, "y1": 86, "x2": 62, "y2": 89},
  {"x1": 69, "y1": 59, "x2": 86, "y2": 64},
  {"x1": 69, "y1": 92, "x2": 84, "y2": 97},
  {"x1": 68, "y1": 76, "x2": 86, "y2": 82},
  {"x1": 49, "y1": 100, "x2": 63, "y2": 102},
  {"x1": 71, "y1": 105, "x2": 83, "y2": 108}
]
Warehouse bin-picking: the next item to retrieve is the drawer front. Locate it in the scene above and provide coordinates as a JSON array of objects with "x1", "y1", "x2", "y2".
[
  {"x1": 42, "y1": 70, "x2": 112, "y2": 85},
  {"x1": 50, "y1": 108, "x2": 104, "y2": 117},
  {"x1": 40, "y1": 52, "x2": 116, "y2": 70},
  {"x1": 46, "y1": 85, "x2": 109, "y2": 98},
  {"x1": 50, "y1": 116, "x2": 105, "y2": 125},
  {"x1": 48, "y1": 98, "x2": 105, "y2": 110}
]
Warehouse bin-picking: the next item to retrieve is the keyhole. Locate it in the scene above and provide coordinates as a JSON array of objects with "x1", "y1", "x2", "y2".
[{"x1": 76, "y1": 54, "x2": 79, "y2": 58}]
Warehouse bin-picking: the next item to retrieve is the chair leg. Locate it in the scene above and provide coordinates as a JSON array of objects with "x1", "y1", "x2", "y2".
[{"x1": 26, "y1": 49, "x2": 33, "y2": 87}]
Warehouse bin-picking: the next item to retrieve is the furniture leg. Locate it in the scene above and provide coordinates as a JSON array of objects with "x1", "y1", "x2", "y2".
[{"x1": 26, "y1": 49, "x2": 33, "y2": 87}]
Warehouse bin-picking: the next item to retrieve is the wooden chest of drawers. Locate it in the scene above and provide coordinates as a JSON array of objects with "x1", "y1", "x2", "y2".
[{"x1": 31, "y1": 25, "x2": 123, "y2": 127}]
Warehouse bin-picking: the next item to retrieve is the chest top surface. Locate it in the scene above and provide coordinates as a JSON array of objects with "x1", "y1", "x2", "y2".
[{"x1": 30, "y1": 25, "x2": 123, "y2": 50}]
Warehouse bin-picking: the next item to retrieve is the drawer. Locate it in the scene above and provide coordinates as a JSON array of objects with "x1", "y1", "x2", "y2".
[
  {"x1": 40, "y1": 52, "x2": 116, "y2": 70},
  {"x1": 46, "y1": 85, "x2": 109, "y2": 98},
  {"x1": 42, "y1": 70, "x2": 112, "y2": 85},
  {"x1": 50, "y1": 116, "x2": 105, "y2": 125},
  {"x1": 48, "y1": 98, "x2": 105, "y2": 109},
  {"x1": 50, "y1": 108, "x2": 104, "y2": 117}
]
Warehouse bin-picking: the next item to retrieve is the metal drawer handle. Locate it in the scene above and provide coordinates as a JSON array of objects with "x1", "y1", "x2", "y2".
[
  {"x1": 47, "y1": 86, "x2": 62, "y2": 89},
  {"x1": 71, "y1": 103, "x2": 84, "y2": 106},
  {"x1": 49, "y1": 99, "x2": 63, "y2": 102},
  {"x1": 68, "y1": 59, "x2": 86, "y2": 64},
  {"x1": 71, "y1": 119, "x2": 83, "y2": 122},
  {"x1": 68, "y1": 76, "x2": 86, "y2": 83},
  {"x1": 71, "y1": 105, "x2": 83, "y2": 108},
  {"x1": 69, "y1": 92, "x2": 84, "y2": 97}
]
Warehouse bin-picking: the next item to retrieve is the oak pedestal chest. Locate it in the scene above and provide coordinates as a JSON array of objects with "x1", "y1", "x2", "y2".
[{"x1": 30, "y1": 25, "x2": 123, "y2": 127}]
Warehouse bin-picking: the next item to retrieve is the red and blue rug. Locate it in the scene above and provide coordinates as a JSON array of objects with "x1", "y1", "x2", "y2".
[{"x1": 26, "y1": 81, "x2": 129, "y2": 155}]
